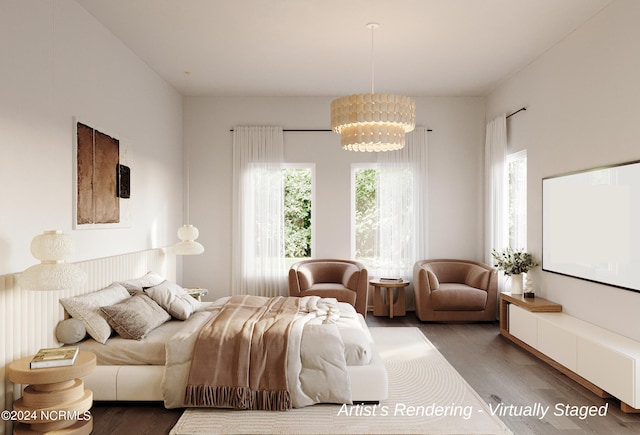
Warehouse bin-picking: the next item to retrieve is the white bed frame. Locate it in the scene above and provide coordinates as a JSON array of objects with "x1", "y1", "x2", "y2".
[{"x1": 85, "y1": 346, "x2": 388, "y2": 403}]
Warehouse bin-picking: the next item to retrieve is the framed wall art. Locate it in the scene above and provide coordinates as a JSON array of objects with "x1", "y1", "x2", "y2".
[{"x1": 73, "y1": 118, "x2": 131, "y2": 229}]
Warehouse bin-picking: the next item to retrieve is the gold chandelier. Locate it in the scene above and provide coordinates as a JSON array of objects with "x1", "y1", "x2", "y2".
[{"x1": 331, "y1": 23, "x2": 416, "y2": 152}]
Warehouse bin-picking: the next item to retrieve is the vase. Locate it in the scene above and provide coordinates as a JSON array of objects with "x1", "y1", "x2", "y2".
[{"x1": 510, "y1": 273, "x2": 523, "y2": 295}]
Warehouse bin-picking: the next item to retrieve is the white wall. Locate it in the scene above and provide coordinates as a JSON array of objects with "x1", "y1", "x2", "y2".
[
  {"x1": 183, "y1": 96, "x2": 486, "y2": 300},
  {"x1": 1, "y1": 3, "x2": 183, "y2": 431},
  {"x1": 486, "y1": 0, "x2": 640, "y2": 340},
  {"x1": 0, "y1": 0, "x2": 184, "y2": 276}
]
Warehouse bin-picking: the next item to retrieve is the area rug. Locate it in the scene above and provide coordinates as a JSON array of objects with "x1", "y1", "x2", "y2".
[{"x1": 170, "y1": 327, "x2": 512, "y2": 435}]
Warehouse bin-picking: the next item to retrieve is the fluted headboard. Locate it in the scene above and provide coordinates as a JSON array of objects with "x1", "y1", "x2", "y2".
[{"x1": 0, "y1": 248, "x2": 174, "y2": 435}]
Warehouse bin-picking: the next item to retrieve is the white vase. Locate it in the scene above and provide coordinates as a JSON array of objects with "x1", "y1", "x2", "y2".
[{"x1": 510, "y1": 274, "x2": 523, "y2": 294}]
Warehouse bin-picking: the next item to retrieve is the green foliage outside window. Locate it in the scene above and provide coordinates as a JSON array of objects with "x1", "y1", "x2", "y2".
[
  {"x1": 354, "y1": 168, "x2": 378, "y2": 260},
  {"x1": 284, "y1": 168, "x2": 312, "y2": 258}
]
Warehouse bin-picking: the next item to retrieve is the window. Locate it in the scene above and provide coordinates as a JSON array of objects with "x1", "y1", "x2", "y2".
[
  {"x1": 283, "y1": 165, "x2": 314, "y2": 265},
  {"x1": 235, "y1": 163, "x2": 313, "y2": 295},
  {"x1": 352, "y1": 162, "x2": 421, "y2": 278},
  {"x1": 507, "y1": 150, "x2": 527, "y2": 249},
  {"x1": 353, "y1": 166, "x2": 379, "y2": 263}
]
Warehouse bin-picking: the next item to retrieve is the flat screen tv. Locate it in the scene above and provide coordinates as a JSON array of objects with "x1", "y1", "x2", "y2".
[{"x1": 542, "y1": 160, "x2": 640, "y2": 293}]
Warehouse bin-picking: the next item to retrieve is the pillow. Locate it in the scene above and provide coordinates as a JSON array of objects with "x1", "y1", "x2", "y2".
[
  {"x1": 119, "y1": 272, "x2": 165, "y2": 293},
  {"x1": 100, "y1": 294, "x2": 170, "y2": 340},
  {"x1": 55, "y1": 318, "x2": 87, "y2": 344},
  {"x1": 60, "y1": 283, "x2": 131, "y2": 344},
  {"x1": 144, "y1": 280, "x2": 201, "y2": 320}
]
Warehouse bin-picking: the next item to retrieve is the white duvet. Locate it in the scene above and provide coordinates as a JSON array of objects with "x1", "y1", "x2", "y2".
[{"x1": 163, "y1": 296, "x2": 367, "y2": 409}]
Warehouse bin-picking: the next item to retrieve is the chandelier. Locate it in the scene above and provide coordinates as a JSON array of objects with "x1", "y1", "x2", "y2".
[{"x1": 331, "y1": 23, "x2": 416, "y2": 152}]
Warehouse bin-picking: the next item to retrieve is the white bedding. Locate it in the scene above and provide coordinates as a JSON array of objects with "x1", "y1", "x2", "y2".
[
  {"x1": 75, "y1": 317, "x2": 186, "y2": 365},
  {"x1": 163, "y1": 296, "x2": 368, "y2": 408},
  {"x1": 76, "y1": 296, "x2": 376, "y2": 408},
  {"x1": 76, "y1": 297, "x2": 373, "y2": 367}
]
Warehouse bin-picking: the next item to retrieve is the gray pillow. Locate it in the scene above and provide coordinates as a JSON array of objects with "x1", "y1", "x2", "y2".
[
  {"x1": 144, "y1": 280, "x2": 201, "y2": 320},
  {"x1": 55, "y1": 318, "x2": 87, "y2": 344},
  {"x1": 60, "y1": 283, "x2": 131, "y2": 344},
  {"x1": 100, "y1": 294, "x2": 170, "y2": 340}
]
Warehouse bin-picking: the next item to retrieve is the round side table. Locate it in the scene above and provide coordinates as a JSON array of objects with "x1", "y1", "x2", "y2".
[
  {"x1": 8, "y1": 350, "x2": 96, "y2": 435},
  {"x1": 370, "y1": 279, "x2": 410, "y2": 318}
]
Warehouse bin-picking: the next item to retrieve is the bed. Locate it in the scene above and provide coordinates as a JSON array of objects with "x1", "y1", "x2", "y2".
[{"x1": 57, "y1": 272, "x2": 388, "y2": 409}]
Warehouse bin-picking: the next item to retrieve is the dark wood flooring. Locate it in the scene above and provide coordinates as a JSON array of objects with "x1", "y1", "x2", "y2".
[{"x1": 89, "y1": 313, "x2": 640, "y2": 435}]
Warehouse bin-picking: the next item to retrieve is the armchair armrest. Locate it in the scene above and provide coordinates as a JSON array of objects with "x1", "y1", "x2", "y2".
[
  {"x1": 353, "y1": 267, "x2": 368, "y2": 316},
  {"x1": 288, "y1": 268, "x2": 302, "y2": 297},
  {"x1": 414, "y1": 263, "x2": 437, "y2": 293}
]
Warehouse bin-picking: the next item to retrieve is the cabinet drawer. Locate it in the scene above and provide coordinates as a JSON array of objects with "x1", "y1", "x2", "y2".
[
  {"x1": 577, "y1": 337, "x2": 635, "y2": 407},
  {"x1": 538, "y1": 316, "x2": 577, "y2": 371},
  {"x1": 509, "y1": 304, "x2": 537, "y2": 348}
]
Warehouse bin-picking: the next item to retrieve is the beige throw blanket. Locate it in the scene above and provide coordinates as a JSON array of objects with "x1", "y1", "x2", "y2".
[{"x1": 184, "y1": 295, "x2": 300, "y2": 411}]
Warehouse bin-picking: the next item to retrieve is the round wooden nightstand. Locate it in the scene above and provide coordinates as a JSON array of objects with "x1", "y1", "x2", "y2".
[
  {"x1": 370, "y1": 279, "x2": 410, "y2": 318},
  {"x1": 8, "y1": 350, "x2": 96, "y2": 435}
]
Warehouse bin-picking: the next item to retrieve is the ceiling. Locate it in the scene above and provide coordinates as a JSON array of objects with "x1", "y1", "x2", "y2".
[{"x1": 75, "y1": 0, "x2": 613, "y2": 98}]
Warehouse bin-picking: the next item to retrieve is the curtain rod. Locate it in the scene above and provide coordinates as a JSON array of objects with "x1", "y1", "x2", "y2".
[
  {"x1": 229, "y1": 128, "x2": 433, "y2": 132},
  {"x1": 506, "y1": 107, "x2": 526, "y2": 119}
]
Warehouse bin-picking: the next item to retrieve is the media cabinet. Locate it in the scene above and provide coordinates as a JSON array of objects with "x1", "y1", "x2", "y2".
[{"x1": 500, "y1": 292, "x2": 640, "y2": 412}]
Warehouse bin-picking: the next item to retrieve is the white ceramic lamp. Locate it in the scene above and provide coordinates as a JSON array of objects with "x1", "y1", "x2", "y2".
[{"x1": 175, "y1": 224, "x2": 204, "y2": 255}]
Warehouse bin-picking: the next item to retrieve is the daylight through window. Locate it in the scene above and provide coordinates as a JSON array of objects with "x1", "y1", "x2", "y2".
[
  {"x1": 508, "y1": 150, "x2": 527, "y2": 249},
  {"x1": 284, "y1": 165, "x2": 313, "y2": 265}
]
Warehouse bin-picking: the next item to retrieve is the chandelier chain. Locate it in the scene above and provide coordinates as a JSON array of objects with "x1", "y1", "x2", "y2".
[
  {"x1": 330, "y1": 21, "x2": 416, "y2": 152},
  {"x1": 370, "y1": 24, "x2": 375, "y2": 94}
]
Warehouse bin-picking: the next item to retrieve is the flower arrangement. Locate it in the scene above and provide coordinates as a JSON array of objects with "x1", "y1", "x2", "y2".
[{"x1": 491, "y1": 247, "x2": 539, "y2": 276}]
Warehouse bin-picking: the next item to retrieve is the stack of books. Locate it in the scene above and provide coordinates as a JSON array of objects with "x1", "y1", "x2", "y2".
[
  {"x1": 379, "y1": 277, "x2": 403, "y2": 283},
  {"x1": 30, "y1": 346, "x2": 79, "y2": 369}
]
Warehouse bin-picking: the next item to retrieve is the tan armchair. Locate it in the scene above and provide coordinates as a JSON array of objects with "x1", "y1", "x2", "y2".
[
  {"x1": 288, "y1": 259, "x2": 368, "y2": 316},
  {"x1": 413, "y1": 259, "x2": 497, "y2": 322}
]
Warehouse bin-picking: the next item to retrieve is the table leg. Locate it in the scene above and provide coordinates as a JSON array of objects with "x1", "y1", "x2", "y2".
[
  {"x1": 373, "y1": 285, "x2": 388, "y2": 317},
  {"x1": 389, "y1": 287, "x2": 394, "y2": 318}
]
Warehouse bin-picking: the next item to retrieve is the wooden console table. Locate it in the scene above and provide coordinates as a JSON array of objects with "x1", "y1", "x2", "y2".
[
  {"x1": 500, "y1": 292, "x2": 640, "y2": 413},
  {"x1": 499, "y1": 292, "x2": 561, "y2": 337}
]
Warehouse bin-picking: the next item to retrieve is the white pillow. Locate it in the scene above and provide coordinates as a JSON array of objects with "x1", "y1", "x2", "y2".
[
  {"x1": 60, "y1": 283, "x2": 130, "y2": 344},
  {"x1": 144, "y1": 280, "x2": 201, "y2": 320},
  {"x1": 119, "y1": 272, "x2": 165, "y2": 293},
  {"x1": 55, "y1": 318, "x2": 87, "y2": 344}
]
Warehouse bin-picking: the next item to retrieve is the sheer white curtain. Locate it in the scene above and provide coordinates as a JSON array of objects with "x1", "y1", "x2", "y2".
[
  {"x1": 231, "y1": 126, "x2": 287, "y2": 297},
  {"x1": 508, "y1": 150, "x2": 528, "y2": 250},
  {"x1": 484, "y1": 115, "x2": 508, "y2": 291},
  {"x1": 373, "y1": 126, "x2": 429, "y2": 280}
]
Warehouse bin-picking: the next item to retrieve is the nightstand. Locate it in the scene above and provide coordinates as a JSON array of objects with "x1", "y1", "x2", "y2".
[
  {"x1": 185, "y1": 288, "x2": 208, "y2": 301},
  {"x1": 8, "y1": 350, "x2": 96, "y2": 434}
]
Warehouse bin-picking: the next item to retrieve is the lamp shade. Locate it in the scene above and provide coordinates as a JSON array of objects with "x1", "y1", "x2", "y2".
[
  {"x1": 330, "y1": 93, "x2": 416, "y2": 152},
  {"x1": 18, "y1": 230, "x2": 86, "y2": 291},
  {"x1": 175, "y1": 224, "x2": 204, "y2": 255}
]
